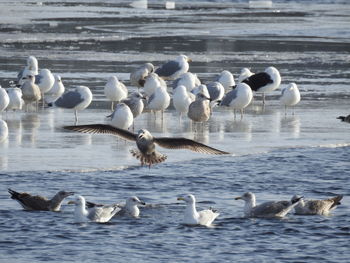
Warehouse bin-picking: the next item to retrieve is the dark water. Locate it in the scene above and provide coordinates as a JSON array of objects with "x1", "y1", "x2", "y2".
[{"x1": 0, "y1": 0, "x2": 350, "y2": 262}]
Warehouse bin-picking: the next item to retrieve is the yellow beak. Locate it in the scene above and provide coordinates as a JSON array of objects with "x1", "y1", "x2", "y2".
[{"x1": 177, "y1": 197, "x2": 184, "y2": 201}]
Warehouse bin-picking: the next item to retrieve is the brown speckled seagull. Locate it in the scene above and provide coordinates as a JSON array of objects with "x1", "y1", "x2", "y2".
[{"x1": 64, "y1": 124, "x2": 230, "y2": 167}]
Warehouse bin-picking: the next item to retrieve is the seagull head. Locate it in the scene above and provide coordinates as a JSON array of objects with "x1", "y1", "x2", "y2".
[
  {"x1": 291, "y1": 195, "x2": 303, "y2": 204},
  {"x1": 58, "y1": 190, "x2": 75, "y2": 198},
  {"x1": 137, "y1": 129, "x2": 152, "y2": 140},
  {"x1": 54, "y1": 74, "x2": 62, "y2": 82},
  {"x1": 68, "y1": 195, "x2": 85, "y2": 206},
  {"x1": 177, "y1": 194, "x2": 196, "y2": 204},
  {"x1": 126, "y1": 196, "x2": 146, "y2": 206},
  {"x1": 196, "y1": 92, "x2": 211, "y2": 101},
  {"x1": 235, "y1": 192, "x2": 255, "y2": 202},
  {"x1": 178, "y1": 54, "x2": 192, "y2": 63},
  {"x1": 144, "y1": 63, "x2": 154, "y2": 73}
]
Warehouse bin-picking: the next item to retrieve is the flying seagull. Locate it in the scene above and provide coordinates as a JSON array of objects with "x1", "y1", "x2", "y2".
[
  {"x1": 64, "y1": 124, "x2": 230, "y2": 167},
  {"x1": 8, "y1": 188, "x2": 74, "y2": 211}
]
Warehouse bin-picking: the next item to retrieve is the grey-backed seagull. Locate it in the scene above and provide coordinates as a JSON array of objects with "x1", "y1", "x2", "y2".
[{"x1": 155, "y1": 55, "x2": 192, "y2": 80}]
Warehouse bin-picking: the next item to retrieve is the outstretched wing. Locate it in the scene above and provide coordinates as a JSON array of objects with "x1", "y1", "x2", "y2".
[
  {"x1": 64, "y1": 124, "x2": 137, "y2": 141},
  {"x1": 154, "y1": 137, "x2": 230, "y2": 155}
]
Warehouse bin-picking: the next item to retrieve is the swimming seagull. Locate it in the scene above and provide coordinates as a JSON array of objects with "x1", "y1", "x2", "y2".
[
  {"x1": 0, "y1": 86, "x2": 10, "y2": 112},
  {"x1": 63, "y1": 125, "x2": 230, "y2": 167},
  {"x1": 87, "y1": 196, "x2": 146, "y2": 218},
  {"x1": 68, "y1": 195, "x2": 121, "y2": 223},
  {"x1": 177, "y1": 194, "x2": 219, "y2": 226},
  {"x1": 188, "y1": 93, "x2": 211, "y2": 122},
  {"x1": 6, "y1": 88, "x2": 24, "y2": 112},
  {"x1": 8, "y1": 188, "x2": 74, "y2": 211},
  {"x1": 220, "y1": 83, "x2": 253, "y2": 119},
  {"x1": 291, "y1": 195, "x2": 343, "y2": 215},
  {"x1": 155, "y1": 55, "x2": 192, "y2": 80},
  {"x1": 17, "y1": 56, "x2": 39, "y2": 85},
  {"x1": 130, "y1": 63, "x2": 154, "y2": 88},
  {"x1": 280, "y1": 83, "x2": 301, "y2": 115},
  {"x1": 238, "y1": 68, "x2": 254, "y2": 83},
  {"x1": 235, "y1": 192, "x2": 302, "y2": 218},
  {"x1": 242, "y1": 66, "x2": 281, "y2": 104},
  {"x1": 20, "y1": 75, "x2": 41, "y2": 111},
  {"x1": 104, "y1": 76, "x2": 128, "y2": 111},
  {"x1": 35, "y1": 68, "x2": 55, "y2": 107},
  {"x1": 44, "y1": 74, "x2": 65, "y2": 104},
  {"x1": 336, "y1": 114, "x2": 350, "y2": 123},
  {"x1": 53, "y1": 86, "x2": 93, "y2": 124},
  {"x1": 107, "y1": 103, "x2": 134, "y2": 130}
]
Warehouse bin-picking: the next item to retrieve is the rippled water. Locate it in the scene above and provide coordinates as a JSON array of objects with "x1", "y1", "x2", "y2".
[{"x1": 0, "y1": 0, "x2": 349, "y2": 262}]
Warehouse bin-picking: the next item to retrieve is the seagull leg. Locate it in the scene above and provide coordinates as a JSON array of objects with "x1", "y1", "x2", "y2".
[
  {"x1": 240, "y1": 109, "x2": 243, "y2": 119},
  {"x1": 111, "y1": 101, "x2": 114, "y2": 111},
  {"x1": 233, "y1": 109, "x2": 236, "y2": 119},
  {"x1": 42, "y1": 93, "x2": 45, "y2": 109},
  {"x1": 262, "y1": 93, "x2": 266, "y2": 105},
  {"x1": 74, "y1": 110, "x2": 78, "y2": 125},
  {"x1": 285, "y1": 105, "x2": 287, "y2": 116}
]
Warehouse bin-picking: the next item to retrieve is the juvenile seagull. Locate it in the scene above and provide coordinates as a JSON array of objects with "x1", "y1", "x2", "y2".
[
  {"x1": 87, "y1": 196, "x2": 146, "y2": 218},
  {"x1": 8, "y1": 188, "x2": 74, "y2": 211},
  {"x1": 280, "y1": 83, "x2": 301, "y2": 115},
  {"x1": 20, "y1": 75, "x2": 41, "y2": 111},
  {"x1": 291, "y1": 195, "x2": 343, "y2": 215},
  {"x1": 64, "y1": 125, "x2": 230, "y2": 167},
  {"x1": 177, "y1": 194, "x2": 219, "y2": 226},
  {"x1": 235, "y1": 192, "x2": 302, "y2": 218},
  {"x1": 188, "y1": 93, "x2": 211, "y2": 122},
  {"x1": 155, "y1": 55, "x2": 192, "y2": 80},
  {"x1": 68, "y1": 195, "x2": 120, "y2": 223},
  {"x1": 130, "y1": 63, "x2": 154, "y2": 88},
  {"x1": 337, "y1": 114, "x2": 350, "y2": 123},
  {"x1": 242, "y1": 66, "x2": 281, "y2": 104}
]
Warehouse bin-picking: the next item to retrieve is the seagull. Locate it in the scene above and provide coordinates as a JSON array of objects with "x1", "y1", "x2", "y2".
[
  {"x1": 336, "y1": 114, "x2": 350, "y2": 123},
  {"x1": 130, "y1": 63, "x2": 154, "y2": 88},
  {"x1": 44, "y1": 74, "x2": 65, "y2": 104},
  {"x1": 280, "y1": 83, "x2": 301, "y2": 115},
  {"x1": 242, "y1": 66, "x2": 281, "y2": 104},
  {"x1": 8, "y1": 188, "x2": 74, "y2": 211},
  {"x1": 68, "y1": 195, "x2": 121, "y2": 223},
  {"x1": 6, "y1": 88, "x2": 24, "y2": 112},
  {"x1": 172, "y1": 72, "x2": 200, "y2": 92},
  {"x1": 191, "y1": 84, "x2": 210, "y2": 99},
  {"x1": 17, "y1": 56, "x2": 39, "y2": 85},
  {"x1": 238, "y1": 67, "x2": 254, "y2": 83},
  {"x1": 235, "y1": 192, "x2": 302, "y2": 218},
  {"x1": 87, "y1": 196, "x2": 146, "y2": 218},
  {"x1": 291, "y1": 195, "x2": 343, "y2": 215},
  {"x1": 20, "y1": 75, "x2": 41, "y2": 111},
  {"x1": 177, "y1": 194, "x2": 219, "y2": 226},
  {"x1": 104, "y1": 76, "x2": 128, "y2": 111},
  {"x1": 206, "y1": 81, "x2": 225, "y2": 103},
  {"x1": 146, "y1": 86, "x2": 171, "y2": 117},
  {"x1": 0, "y1": 119, "x2": 8, "y2": 142},
  {"x1": 0, "y1": 86, "x2": 10, "y2": 112},
  {"x1": 63, "y1": 125, "x2": 230, "y2": 167},
  {"x1": 173, "y1": 85, "x2": 194, "y2": 116},
  {"x1": 215, "y1": 70, "x2": 235, "y2": 90},
  {"x1": 155, "y1": 55, "x2": 192, "y2": 80},
  {"x1": 107, "y1": 103, "x2": 134, "y2": 130},
  {"x1": 121, "y1": 92, "x2": 146, "y2": 119},
  {"x1": 35, "y1": 68, "x2": 55, "y2": 106},
  {"x1": 220, "y1": 83, "x2": 253, "y2": 119},
  {"x1": 188, "y1": 93, "x2": 211, "y2": 122},
  {"x1": 143, "y1": 73, "x2": 167, "y2": 97},
  {"x1": 53, "y1": 86, "x2": 93, "y2": 124}
]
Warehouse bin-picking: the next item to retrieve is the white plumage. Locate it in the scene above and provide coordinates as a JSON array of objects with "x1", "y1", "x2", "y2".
[
  {"x1": 238, "y1": 67, "x2": 254, "y2": 83},
  {"x1": 280, "y1": 83, "x2": 301, "y2": 114},
  {"x1": 147, "y1": 86, "x2": 170, "y2": 112},
  {"x1": 0, "y1": 119, "x2": 8, "y2": 143},
  {"x1": 0, "y1": 86, "x2": 10, "y2": 112},
  {"x1": 6, "y1": 88, "x2": 24, "y2": 112},
  {"x1": 108, "y1": 103, "x2": 134, "y2": 130},
  {"x1": 44, "y1": 74, "x2": 65, "y2": 104},
  {"x1": 173, "y1": 85, "x2": 194, "y2": 115},
  {"x1": 104, "y1": 76, "x2": 128, "y2": 111},
  {"x1": 216, "y1": 70, "x2": 235, "y2": 90}
]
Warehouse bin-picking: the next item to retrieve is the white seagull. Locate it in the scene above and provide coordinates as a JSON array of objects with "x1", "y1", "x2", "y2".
[
  {"x1": 238, "y1": 67, "x2": 254, "y2": 83},
  {"x1": 215, "y1": 70, "x2": 235, "y2": 90},
  {"x1": 146, "y1": 86, "x2": 171, "y2": 117},
  {"x1": 6, "y1": 88, "x2": 24, "y2": 112},
  {"x1": 121, "y1": 92, "x2": 145, "y2": 119},
  {"x1": 53, "y1": 86, "x2": 93, "y2": 123},
  {"x1": 107, "y1": 103, "x2": 134, "y2": 130},
  {"x1": 172, "y1": 72, "x2": 200, "y2": 92},
  {"x1": 0, "y1": 119, "x2": 8, "y2": 143},
  {"x1": 173, "y1": 85, "x2": 194, "y2": 117},
  {"x1": 68, "y1": 195, "x2": 121, "y2": 223},
  {"x1": 0, "y1": 86, "x2": 10, "y2": 112},
  {"x1": 35, "y1": 68, "x2": 55, "y2": 106},
  {"x1": 220, "y1": 83, "x2": 253, "y2": 119},
  {"x1": 130, "y1": 63, "x2": 154, "y2": 88},
  {"x1": 177, "y1": 194, "x2": 219, "y2": 226},
  {"x1": 235, "y1": 192, "x2": 302, "y2": 218},
  {"x1": 17, "y1": 56, "x2": 39, "y2": 85},
  {"x1": 44, "y1": 74, "x2": 65, "y2": 104},
  {"x1": 280, "y1": 83, "x2": 301, "y2": 115},
  {"x1": 242, "y1": 66, "x2": 281, "y2": 104},
  {"x1": 104, "y1": 76, "x2": 128, "y2": 111},
  {"x1": 291, "y1": 195, "x2": 343, "y2": 215},
  {"x1": 143, "y1": 73, "x2": 166, "y2": 97},
  {"x1": 155, "y1": 55, "x2": 192, "y2": 80}
]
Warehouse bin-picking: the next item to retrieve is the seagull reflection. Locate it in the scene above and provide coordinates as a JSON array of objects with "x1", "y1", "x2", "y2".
[
  {"x1": 0, "y1": 119, "x2": 9, "y2": 143},
  {"x1": 21, "y1": 114, "x2": 40, "y2": 145},
  {"x1": 280, "y1": 115, "x2": 300, "y2": 138}
]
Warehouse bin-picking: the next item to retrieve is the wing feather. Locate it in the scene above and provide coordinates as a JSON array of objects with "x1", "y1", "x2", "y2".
[
  {"x1": 154, "y1": 137, "x2": 230, "y2": 155},
  {"x1": 64, "y1": 124, "x2": 137, "y2": 141}
]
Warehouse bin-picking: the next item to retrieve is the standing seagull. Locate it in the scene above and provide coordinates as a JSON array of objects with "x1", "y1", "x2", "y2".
[
  {"x1": 8, "y1": 188, "x2": 74, "y2": 211},
  {"x1": 242, "y1": 66, "x2": 281, "y2": 104},
  {"x1": 143, "y1": 73, "x2": 166, "y2": 97},
  {"x1": 235, "y1": 192, "x2": 302, "y2": 218},
  {"x1": 220, "y1": 83, "x2": 253, "y2": 119},
  {"x1": 280, "y1": 83, "x2": 301, "y2": 115},
  {"x1": 35, "y1": 68, "x2": 55, "y2": 107},
  {"x1": 177, "y1": 194, "x2": 219, "y2": 226},
  {"x1": 53, "y1": 86, "x2": 93, "y2": 124},
  {"x1": 146, "y1": 85, "x2": 171, "y2": 119},
  {"x1": 238, "y1": 67, "x2": 254, "y2": 83},
  {"x1": 17, "y1": 56, "x2": 39, "y2": 85},
  {"x1": 172, "y1": 72, "x2": 200, "y2": 92},
  {"x1": 68, "y1": 195, "x2": 121, "y2": 223},
  {"x1": 188, "y1": 93, "x2": 211, "y2": 123},
  {"x1": 215, "y1": 70, "x2": 235, "y2": 90},
  {"x1": 206, "y1": 81, "x2": 225, "y2": 103},
  {"x1": 130, "y1": 63, "x2": 154, "y2": 88},
  {"x1": 107, "y1": 103, "x2": 134, "y2": 130},
  {"x1": 6, "y1": 88, "x2": 24, "y2": 112},
  {"x1": 155, "y1": 55, "x2": 192, "y2": 80},
  {"x1": 173, "y1": 85, "x2": 194, "y2": 117},
  {"x1": 44, "y1": 74, "x2": 65, "y2": 104},
  {"x1": 104, "y1": 76, "x2": 128, "y2": 111},
  {"x1": 0, "y1": 86, "x2": 10, "y2": 112},
  {"x1": 121, "y1": 92, "x2": 145, "y2": 119},
  {"x1": 64, "y1": 125, "x2": 230, "y2": 167},
  {"x1": 21, "y1": 75, "x2": 41, "y2": 111},
  {"x1": 291, "y1": 195, "x2": 343, "y2": 215}
]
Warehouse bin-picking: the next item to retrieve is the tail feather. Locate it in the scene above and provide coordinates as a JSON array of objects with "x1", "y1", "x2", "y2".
[{"x1": 130, "y1": 149, "x2": 167, "y2": 167}]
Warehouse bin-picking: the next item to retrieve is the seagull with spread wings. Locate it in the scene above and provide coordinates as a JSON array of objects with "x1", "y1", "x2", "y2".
[{"x1": 64, "y1": 124, "x2": 230, "y2": 167}]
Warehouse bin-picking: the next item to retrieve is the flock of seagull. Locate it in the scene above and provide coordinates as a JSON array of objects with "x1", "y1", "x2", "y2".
[{"x1": 8, "y1": 188, "x2": 343, "y2": 225}]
